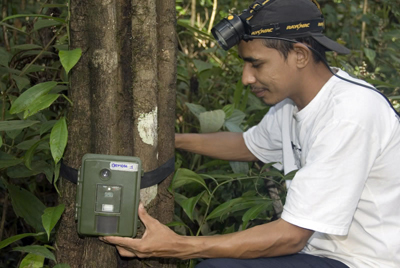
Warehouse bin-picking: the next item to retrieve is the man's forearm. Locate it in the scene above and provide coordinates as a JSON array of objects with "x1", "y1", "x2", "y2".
[
  {"x1": 171, "y1": 219, "x2": 313, "y2": 260},
  {"x1": 175, "y1": 132, "x2": 258, "y2": 162}
]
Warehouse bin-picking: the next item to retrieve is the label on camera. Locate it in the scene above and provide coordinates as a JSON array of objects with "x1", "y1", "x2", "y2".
[{"x1": 110, "y1": 162, "x2": 138, "y2": 172}]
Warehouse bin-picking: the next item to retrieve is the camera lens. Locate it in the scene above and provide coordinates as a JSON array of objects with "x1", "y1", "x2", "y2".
[{"x1": 100, "y1": 169, "x2": 111, "y2": 180}]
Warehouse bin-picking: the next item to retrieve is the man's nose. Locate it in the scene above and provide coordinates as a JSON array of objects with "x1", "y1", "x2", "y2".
[{"x1": 241, "y1": 64, "x2": 256, "y2": 86}]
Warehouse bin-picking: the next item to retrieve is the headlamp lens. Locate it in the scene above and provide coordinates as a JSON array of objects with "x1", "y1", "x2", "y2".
[{"x1": 211, "y1": 15, "x2": 245, "y2": 51}]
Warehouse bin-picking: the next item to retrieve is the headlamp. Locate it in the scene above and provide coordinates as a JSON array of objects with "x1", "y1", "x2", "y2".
[
  {"x1": 211, "y1": 15, "x2": 247, "y2": 51},
  {"x1": 211, "y1": 1, "x2": 269, "y2": 51},
  {"x1": 211, "y1": 0, "x2": 325, "y2": 51}
]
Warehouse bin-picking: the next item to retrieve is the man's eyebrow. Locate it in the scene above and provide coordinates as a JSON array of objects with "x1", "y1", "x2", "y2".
[{"x1": 240, "y1": 56, "x2": 261, "y2": 63}]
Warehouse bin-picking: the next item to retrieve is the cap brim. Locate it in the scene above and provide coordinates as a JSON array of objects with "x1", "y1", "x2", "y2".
[{"x1": 310, "y1": 33, "x2": 351, "y2": 54}]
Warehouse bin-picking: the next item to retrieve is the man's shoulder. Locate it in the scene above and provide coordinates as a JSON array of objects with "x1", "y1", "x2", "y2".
[{"x1": 327, "y1": 70, "x2": 391, "y2": 120}]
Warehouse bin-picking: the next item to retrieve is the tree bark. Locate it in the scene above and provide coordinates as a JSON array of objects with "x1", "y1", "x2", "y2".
[{"x1": 55, "y1": 0, "x2": 177, "y2": 267}]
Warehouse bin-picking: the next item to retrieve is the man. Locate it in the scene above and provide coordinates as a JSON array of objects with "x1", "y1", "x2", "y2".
[{"x1": 100, "y1": 0, "x2": 400, "y2": 267}]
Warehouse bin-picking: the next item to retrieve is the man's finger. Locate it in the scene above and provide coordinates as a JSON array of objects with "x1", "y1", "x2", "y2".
[
  {"x1": 116, "y1": 246, "x2": 136, "y2": 257},
  {"x1": 138, "y1": 202, "x2": 157, "y2": 229},
  {"x1": 100, "y1": 236, "x2": 139, "y2": 247}
]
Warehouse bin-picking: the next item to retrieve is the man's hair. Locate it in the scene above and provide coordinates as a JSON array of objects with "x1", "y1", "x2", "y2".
[{"x1": 260, "y1": 36, "x2": 327, "y2": 63}]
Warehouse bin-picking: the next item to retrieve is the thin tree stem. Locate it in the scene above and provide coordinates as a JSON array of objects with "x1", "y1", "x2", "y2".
[
  {"x1": 191, "y1": 0, "x2": 196, "y2": 27},
  {"x1": 2, "y1": 0, "x2": 11, "y2": 51},
  {"x1": 207, "y1": 0, "x2": 218, "y2": 34},
  {"x1": 360, "y1": 0, "x2": 368, "y2": 62},
  {"x1": 0, "y1": 193, "x2": 9, "y2": 242}
]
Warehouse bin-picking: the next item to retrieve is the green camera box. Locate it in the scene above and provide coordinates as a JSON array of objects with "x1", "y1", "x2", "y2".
[{"x1": 75, "y1": 154, "x2": 141, "y2": 237}]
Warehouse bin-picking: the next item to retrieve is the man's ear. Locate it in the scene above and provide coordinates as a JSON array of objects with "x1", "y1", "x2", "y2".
[{"x1": 292, "y1": 43, "x2": 312, "y2": 69}]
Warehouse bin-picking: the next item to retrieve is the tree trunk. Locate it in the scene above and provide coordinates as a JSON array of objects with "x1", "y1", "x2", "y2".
[{"x1": 55, "y1": 0, "x2": 177, "y2": 267}]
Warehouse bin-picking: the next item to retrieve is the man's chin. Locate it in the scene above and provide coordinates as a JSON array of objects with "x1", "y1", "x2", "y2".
[{"x1": 262, "y1": 98, "x2": 279, "y2": 106}]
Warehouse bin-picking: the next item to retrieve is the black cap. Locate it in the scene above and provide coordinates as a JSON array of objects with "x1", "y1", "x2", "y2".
[{"x1": 247, "y1": 0, "x2": 350, "y2": 54}]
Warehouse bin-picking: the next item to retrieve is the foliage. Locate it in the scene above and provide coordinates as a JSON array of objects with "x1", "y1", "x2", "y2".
[{"x1": 0, "y1": 0, "x2": 79, "y2": 267}]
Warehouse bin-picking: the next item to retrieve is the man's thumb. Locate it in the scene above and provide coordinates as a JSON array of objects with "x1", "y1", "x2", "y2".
[{"x1": 138, "y1": 202, "x2": 153, "y2": 227}]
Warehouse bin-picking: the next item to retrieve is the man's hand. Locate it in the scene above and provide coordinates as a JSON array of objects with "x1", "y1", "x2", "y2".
[
  {"x1": 99, "y1": 203, "x2": 182, "y2": 258},
  {"x1": 100, "y1": 203, "x2": 313, "y2": 260}
]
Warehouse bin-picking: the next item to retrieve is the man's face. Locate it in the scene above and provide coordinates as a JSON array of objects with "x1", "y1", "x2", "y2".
[{"x1": 238, "y1": 39, "x2": 299, "y2": 106}]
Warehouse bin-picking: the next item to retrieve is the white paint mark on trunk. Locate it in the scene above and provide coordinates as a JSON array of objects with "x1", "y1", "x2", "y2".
[
  {"x1": 138, "y1": 107, "x2": 158, "y2": 146},
  {"x1": 140, "y1": 186, "x2": 157, "y2": 206}
]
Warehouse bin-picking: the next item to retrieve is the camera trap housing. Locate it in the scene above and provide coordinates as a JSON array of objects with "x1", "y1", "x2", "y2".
[{"x1": 75, "y1": 154, "x2": 141, "y2": 237}]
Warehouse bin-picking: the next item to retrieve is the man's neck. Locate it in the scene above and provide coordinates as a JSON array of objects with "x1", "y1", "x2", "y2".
[{"x1": 291, "y1": 63, "x2": 333, "y2": 110}]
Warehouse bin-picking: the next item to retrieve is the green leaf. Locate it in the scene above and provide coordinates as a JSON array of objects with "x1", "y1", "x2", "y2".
[
  {"x1": 170, "y1": 168, "x2": 208, "y2": 191},
  {"x1": 178, "y1": 191, "x2": 205, "y2": 221},
  {"x1": 242, "y1": 202, "x2": 272, "y2": 223},
  {"x1": 50, "y1": 117, "x2": 68, "y2": 164},
  {"x1": 23, "y1": 94, "x2": 60, "y2": 118},
  {"x1": 12, "y1": 44, "x2": 43, "y2": 50},
  {"x1": 11, "y1": 75, "x2": 31, "y2": 91},
  {"x1": 193, "y1": 59, "x2": 213, "y2": 73},
  {"x1": 165, "y1": 221, "x2": 190, "y2": 228},
  {"x1": 40, "y1": 120, "x2": 57, "y2": 135},
  {"x1": 0, "y1": 120, "x2": 39, "y2": 131},
  {"x1": 185, "y1": 102, "x2": 206, "y2": 118},
  {"x1": 206, "y1": 198, "x2": 244, "y2": 221},
  {"x1": 6, "y1": 183, "x2": 46, "y2": 231},
  {"x1": 54, "y1": 264, "x2": 71, "y2": 268},
  {"x1": 59, "y1": 48, "x2": 82, "y2": 74},
  {"x1": 24, "y1": 139, "x2": 46, "y2": 169},
  {"x1": 239, "y1": 87, "x2": 250, "y2": 112},
  {"x1": 33, "y1": 19, "x2": 62, "y2": 31},
  {"x1": 53, "y1": 44, "x2": 69, "y2": 51},
  {"x1": 6, "y1": 129, "x2": 22, "y2": 139},
  {"x1": 226, "y1": 109, "x2": 246, "y2": 126},
  {"x1": 206, "y1": 197, "x2": 268, "y2": 221},
  {"x1": 233, "y1": 80, "x2": 244, "y2": 109},
  {"x1": 22, "y1": 64, "x2": 46, "y2": 73},
  {"x1": 224, "y1": 121, "x2": 243, "y2": 132},
  {"x1": 0, "y1": 158, "x2": 24, "y2": 169},
  {"x1": 229, "y1": 161, "x2": 249, "y2": 174},
  {"x1": 42, "y1": 163, "x2": 54, "y2": 185},
  {"x1": 19, "y1": 253, "x2": 45, "y2": 268},
  {"x1": 7, "y1": 161, "x2": 51, "y2": 178},
  {"x1": 42, "y1": 204, "x2": 65, "y2": 240},
  {"x1": 222, "y1": 104, "x2": 234, "y2": 118},
  {"x1": 199, "y1": 109, "x2": 225, "y2": 133},
  {"x1": 0, "y1": 47, "x2": 11, "y2": 67},
  {"x1": 283, "y1": 169, "x2": 298, "y2": 180},
  {"x1": 14, "y1": 245, "x2": 55, "y2": 261},
  {"x1": 53, "y1": 162, "x2": 61, "y2": 186},
  {"x1": 1, "y1": 14, "x2": 66, "y2": 24},
  {"x1": 0, "y1": 233, "x2": 41, "y2": 250},
  {"x1": 0, "y1": 137, "x2": 2, "y2": 148},
  {"x1": 364, "y1": 48, "x2": 376, "y2": 64},
  {"x1": 17, "y1": 139, "x2": 49, "y2": 151},
  {"x1": 10, "y1": 81, "x2": 58, "y2": 114}
]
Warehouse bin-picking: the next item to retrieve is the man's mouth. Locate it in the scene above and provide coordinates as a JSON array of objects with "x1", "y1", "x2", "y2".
[{"x1": 251, "y1": 87, "x2": 268, "y2": 98}]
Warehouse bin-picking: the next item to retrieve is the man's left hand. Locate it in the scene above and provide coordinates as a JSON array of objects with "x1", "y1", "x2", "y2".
[{"x1": 99, "y1": 202, "x2": 182, "y2": 258}]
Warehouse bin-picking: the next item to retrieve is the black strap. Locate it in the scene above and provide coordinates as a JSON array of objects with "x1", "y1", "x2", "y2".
[
  {"x1": 249, "y1": 18, "x2": 324, "y2": 38},
  {"x1": 60, "y1": 157, "x2": 175, "y2": 189}
]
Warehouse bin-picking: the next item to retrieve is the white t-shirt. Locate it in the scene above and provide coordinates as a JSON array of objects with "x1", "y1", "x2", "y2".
[{"x1": 243, "y1": 69, "x2": 400, "y2": 268}]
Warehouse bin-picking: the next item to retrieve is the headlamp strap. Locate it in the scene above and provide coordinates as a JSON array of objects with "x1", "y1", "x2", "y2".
[
  {"x1": 240, "y1": 0, "x2": 277, "y2": 21},
  {"x1": 60, "y1": 156, "x2": 175, "y2": 189},
  {"x1": 250, "y1": 18, "x2": 324, "y2": 37}
]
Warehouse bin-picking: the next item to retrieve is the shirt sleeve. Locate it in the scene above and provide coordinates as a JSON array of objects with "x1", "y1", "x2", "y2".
[
  {"x1": 243, "y1": 103, "x2": 286, "y2": 164},
  {"x1": 281, "y1": 119, "x2": 380, "y2": 235}
]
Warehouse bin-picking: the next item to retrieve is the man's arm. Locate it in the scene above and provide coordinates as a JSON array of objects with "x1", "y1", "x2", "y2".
[
  {"x1": 175, "y1": 132, "x2": 258, "y2": 162},
  {"x1": 100, "y1": 204, "x2": 313, "y2": 259}
]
